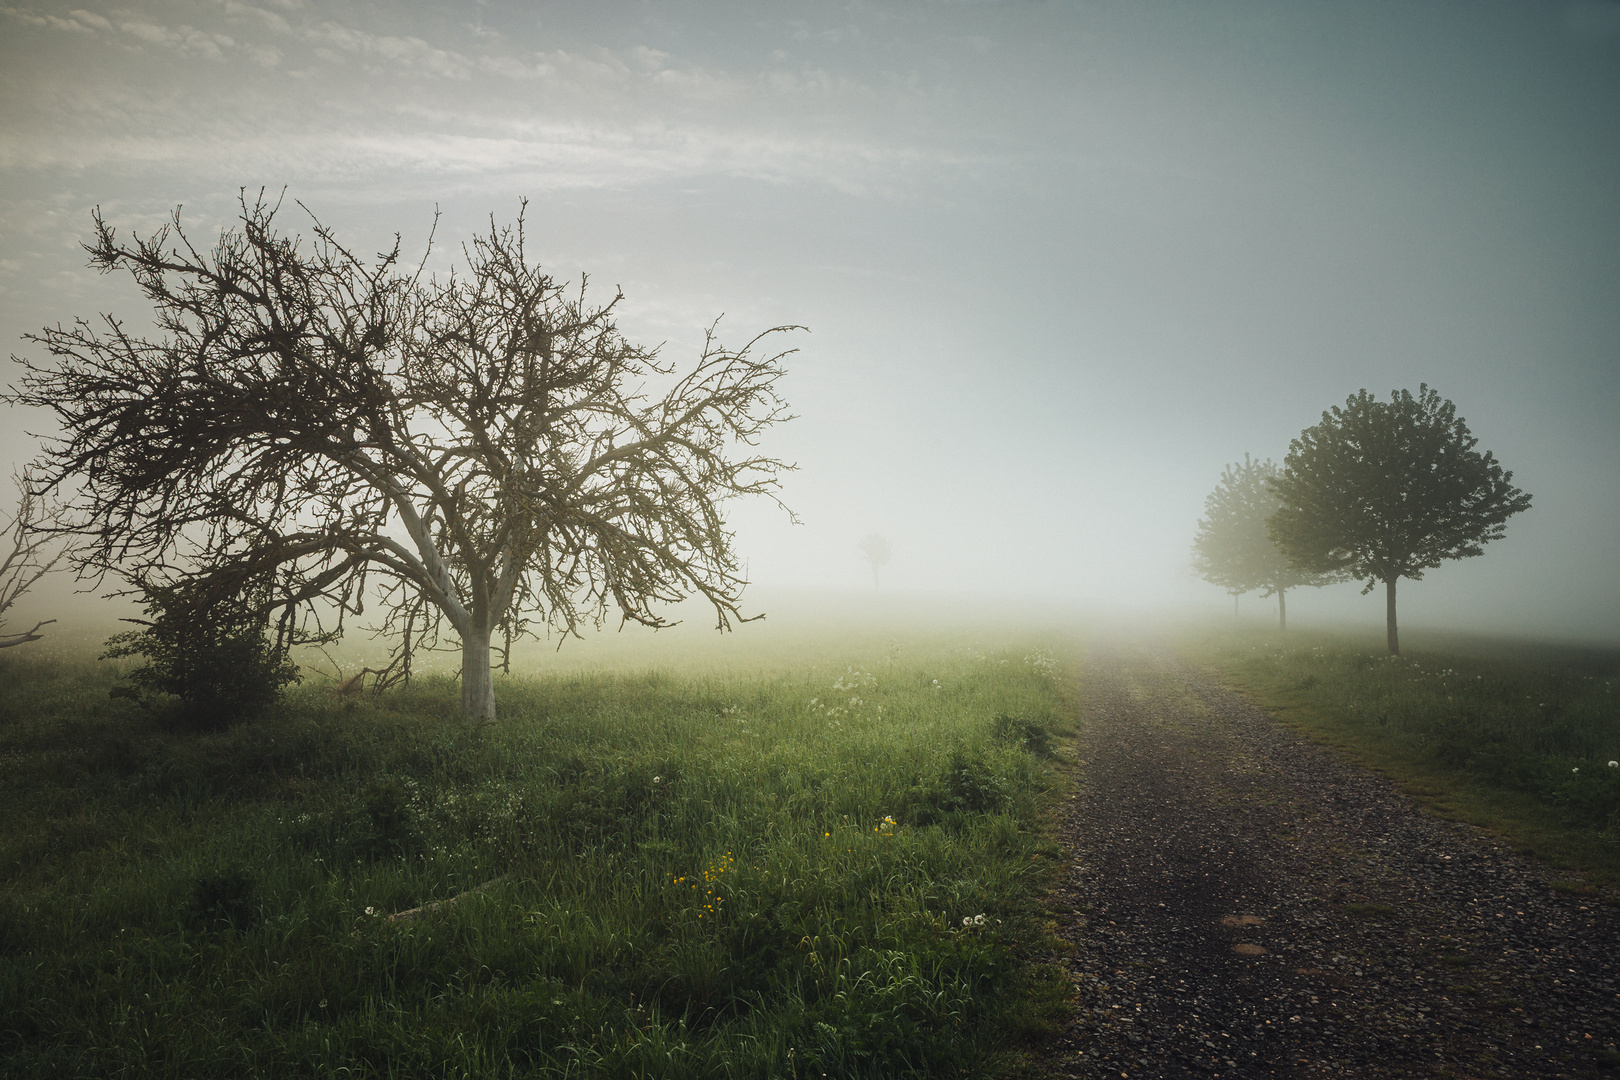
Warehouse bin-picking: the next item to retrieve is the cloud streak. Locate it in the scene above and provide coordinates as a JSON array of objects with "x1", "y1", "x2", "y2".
[
  {"x1": 4, "y1": 1, "x2": 1616, "y2": 637},
  {"x1": 0, "y1": 1, "x2": 963, "y2": 198},
  {"x1": 0, "y1": 5, "x2": 109, "y2": 33}
]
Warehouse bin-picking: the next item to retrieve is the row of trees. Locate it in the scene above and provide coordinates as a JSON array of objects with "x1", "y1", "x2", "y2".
[
  {"x1": 1, "y1": 196, "x2": 1534, "y2": 715},
  {"x1": 1193, "y1": 386, "x2": 1531, "y2": 653},
  {"x1": 4, "y1": 193, "x2": 799, "y2": 720}
]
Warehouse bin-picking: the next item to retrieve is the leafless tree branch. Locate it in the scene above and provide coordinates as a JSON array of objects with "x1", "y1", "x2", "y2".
[
  {"x1": 5, "y1": 192, "x2": 799, "y2": 714},
  {"x1": 0, "y1": 475, "x2": 66, "y2": 649}
]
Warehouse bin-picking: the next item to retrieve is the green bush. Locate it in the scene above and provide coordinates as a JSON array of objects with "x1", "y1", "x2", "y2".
[
  {"x1": 991, "y1": 712, "x2": 1055, "y2": 757},
  {"x1": 103, "y1": 580, "x2": 301, "y2": 729},
  {"x1": 909, "y1": 745, "x2": 1009, "y2": 827},
  {"x1": 357, "y1": 777, "x2": 425, "y2": 861}
]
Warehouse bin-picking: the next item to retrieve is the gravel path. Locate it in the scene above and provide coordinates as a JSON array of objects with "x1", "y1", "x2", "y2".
[{"x1": 1042, "y1": 643, "x2": 1620, "y2": 1079}]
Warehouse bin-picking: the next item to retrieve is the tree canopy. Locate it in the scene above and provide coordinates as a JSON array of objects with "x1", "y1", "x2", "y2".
[
  {"x1": 1268, "y1": 385, "x2": 1530, "y2": 654},
  {"x1": 1191, "y1": 454, "x2": 1340, "y2": 629},
  {"x1": 7, "y1": 193, "x2": 799, "y2": 718}
]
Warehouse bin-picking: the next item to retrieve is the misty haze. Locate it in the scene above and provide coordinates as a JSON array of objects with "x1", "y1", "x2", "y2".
[{"x1": 1, "y1": 2, "x2": 1616, "y2": 1077}]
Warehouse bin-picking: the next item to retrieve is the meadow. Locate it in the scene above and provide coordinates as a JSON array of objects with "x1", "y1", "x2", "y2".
[
  {"x1": 1179, "y1": 624, "x2": 1620, "y2": 885},
  {"x1": 0, "y1": 612, "x2": 1078, "y2": 1079}
]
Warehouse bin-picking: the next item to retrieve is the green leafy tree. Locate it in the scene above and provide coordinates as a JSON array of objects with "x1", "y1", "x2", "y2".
[
  {"x1": 7, "y1": 193, "x2": 797, "y2": 720},
  {"x1": 1268, "y1": 385, "x2": 1531, "y2": 655},
  {"x1": 1192, "y1": 454, "x2": 1340, "y2": 630}
]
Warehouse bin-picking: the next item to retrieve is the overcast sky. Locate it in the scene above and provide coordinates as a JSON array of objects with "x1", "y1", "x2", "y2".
[{"x1": 3, "y1": 0, "x2": 1618, "y2": 641}]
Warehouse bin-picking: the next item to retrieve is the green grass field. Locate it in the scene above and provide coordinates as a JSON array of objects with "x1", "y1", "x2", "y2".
[
  {"x1": 0, "y1": 620, "x2": 1078, "y2": 1079},
  {"x1": 14, "y1": 602, "x2": 1617, "y2": 1077},
  {"x1": 1178, "y1": 624, "x2": 1620, "y2": 887}
]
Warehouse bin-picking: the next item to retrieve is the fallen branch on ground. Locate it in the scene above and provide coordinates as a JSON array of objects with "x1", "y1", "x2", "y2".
[{"x1": 386, "y1": 874, "x2": 513, "y2": 924}]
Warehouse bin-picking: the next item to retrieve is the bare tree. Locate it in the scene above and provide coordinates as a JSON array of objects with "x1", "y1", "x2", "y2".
[
  {"x1": 858, "y1": 532, "x2": 891, "y2": 589},
  {"x1": 6, "y1": 192, "x2": 798, "y2": 717},
  {"x1": 0, "y1": 475, "x2": 64, "y2": 648}
]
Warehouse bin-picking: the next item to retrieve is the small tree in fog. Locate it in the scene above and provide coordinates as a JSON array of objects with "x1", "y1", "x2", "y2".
[
  {"x1": 6, "y1": 193, "x2": 798, "y2": 719},
  {"x1": 858, "y1": 533, "x2": 891, "y2": 589},
  {"x1": 1268, "y1": 386, "x2": 1530, "y2": 655},
  {"x1": 0, "y1": 476, "x2": 64, "y2": 648},
  {"x1": 1192, "y1": 455, "x2": 1340, "y2": 630}
]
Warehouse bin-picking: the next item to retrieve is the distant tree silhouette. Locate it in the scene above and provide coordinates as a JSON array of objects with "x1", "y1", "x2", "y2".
[
  {"x1": 1269, "y1": 386, "x2": 1530, "y2": 655},
  {"x1": 858, "y1": 533, "x2": 891, "y2": 588},
  {"x1": 1192, "y1": 455, "x2": 1341, "y2": 630},
  {"x1": 6, "y1": 192, "x2": 799, "y2": 718}
]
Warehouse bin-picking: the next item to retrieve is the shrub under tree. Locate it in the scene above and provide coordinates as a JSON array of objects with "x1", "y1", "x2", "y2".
[{"x1": 103, "y1": 575, "x2": 303, "y2": 729}]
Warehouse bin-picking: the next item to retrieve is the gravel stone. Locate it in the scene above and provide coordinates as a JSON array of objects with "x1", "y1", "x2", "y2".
[{"x1": 1042, "y1": 644, "x2": 1620, "y2": 1079}]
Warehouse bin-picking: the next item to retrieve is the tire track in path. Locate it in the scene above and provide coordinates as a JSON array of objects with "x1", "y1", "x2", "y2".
[{"x1": 1042, "y1": 642, "x2": 1619, "y2": 1079}]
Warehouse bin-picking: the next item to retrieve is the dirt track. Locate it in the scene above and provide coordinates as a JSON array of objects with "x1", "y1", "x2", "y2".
[{"x1": 1043, "y1": 643, "x2": 1620, "y2": 1079}]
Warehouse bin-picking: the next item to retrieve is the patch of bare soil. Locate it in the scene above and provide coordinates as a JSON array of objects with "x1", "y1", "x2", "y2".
[{"x1": 1041, "y1": 643, "x2": 1619, "y2": 1079}]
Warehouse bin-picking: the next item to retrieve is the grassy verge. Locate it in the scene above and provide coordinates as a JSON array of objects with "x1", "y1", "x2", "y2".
[
  {"x1": 0, "y1": 634, "x2": 1076, "y2": 1078},
  {"x1": 1176, "y1": 625, "x2": 1620, "y2": 887}
]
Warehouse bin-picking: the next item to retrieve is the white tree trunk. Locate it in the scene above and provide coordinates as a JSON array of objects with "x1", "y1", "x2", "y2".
[{"x1": 461, "y1": 626, "x2": 496, "y2": 720}]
